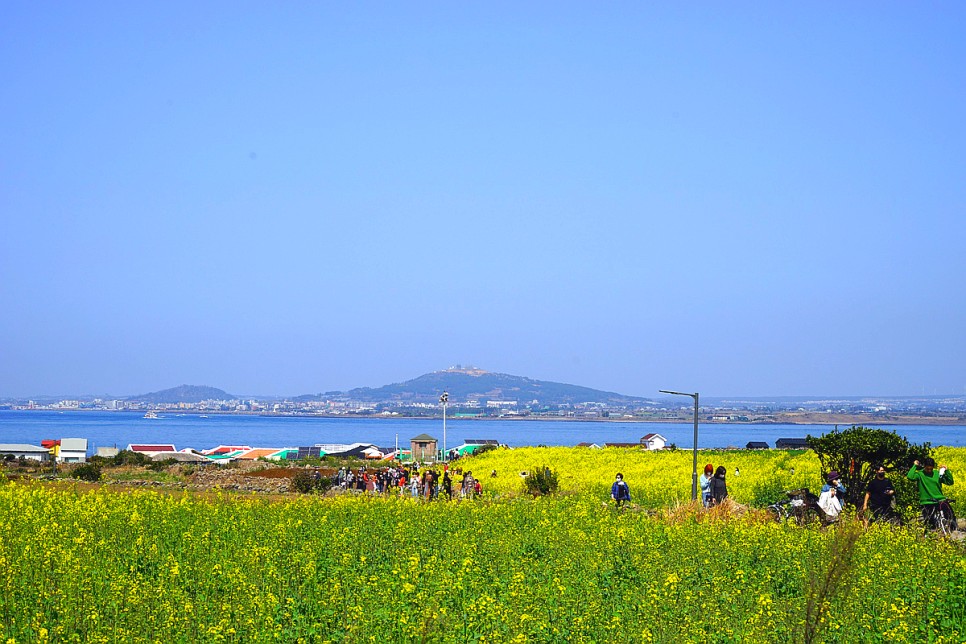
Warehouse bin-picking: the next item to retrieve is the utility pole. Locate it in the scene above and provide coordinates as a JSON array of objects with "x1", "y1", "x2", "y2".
[
  {"x1": 440, "y1": 391, "x2": 449, "y2": 462},
  {"x1": 660, "y1": 390, "x2": 700, "y2": 502}
]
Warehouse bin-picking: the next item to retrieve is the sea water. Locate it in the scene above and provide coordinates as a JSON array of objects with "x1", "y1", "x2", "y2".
[{"x1": 1, "y1": 410, "x2": 963, "y2": 452}]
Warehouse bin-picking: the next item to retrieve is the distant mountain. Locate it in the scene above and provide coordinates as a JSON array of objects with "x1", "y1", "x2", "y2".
[
  {"x1": 299, "y1": 368, "x2": 651, "y2": 405},
  {"x1": 128, "y1": 385, "x2": 235, "y2": 404}
]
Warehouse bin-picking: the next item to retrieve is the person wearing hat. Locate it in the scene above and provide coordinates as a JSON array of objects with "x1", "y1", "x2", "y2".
[
  {"x1": 822, "y1": 470, "x2": 845, "y2": 506},
  {"x1": 699, "y1": 463, "x2": 714, "y2": 507}
]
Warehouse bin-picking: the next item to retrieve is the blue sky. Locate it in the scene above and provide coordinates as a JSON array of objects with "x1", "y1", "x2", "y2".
[{"x1": 2, "y1": 3, "x2": 964, "y2": 398}]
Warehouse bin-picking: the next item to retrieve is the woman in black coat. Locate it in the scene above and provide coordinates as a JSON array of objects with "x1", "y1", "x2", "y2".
[{"x1": 709, "y1": 465, "x2": 728, "y2": 506}]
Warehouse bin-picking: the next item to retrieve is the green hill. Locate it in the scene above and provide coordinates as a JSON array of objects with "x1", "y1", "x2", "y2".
[
  {"x1": 329, "y1": 368, "x2": 650, "y2": 405},
  {"x1": 128, "y1": 385, "x2": 235, "y2": 404}
]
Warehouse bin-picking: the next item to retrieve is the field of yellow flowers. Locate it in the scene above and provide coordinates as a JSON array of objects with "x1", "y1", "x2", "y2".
[
  {"x1": 2, "y1": 447, "x2": 964, "y2": 643},
  {"x1": 467, "y1": 445, "x2": 966, "y2": 510}
]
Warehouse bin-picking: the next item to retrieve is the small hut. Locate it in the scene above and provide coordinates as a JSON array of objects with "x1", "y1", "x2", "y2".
[{"x1": 410, "y1": 434, "x2": 438, "y2": 462}]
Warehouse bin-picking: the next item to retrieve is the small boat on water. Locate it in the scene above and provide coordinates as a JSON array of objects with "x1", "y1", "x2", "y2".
[{"x1": 143, "y1": 411, "x2": 160, "y2": 419}]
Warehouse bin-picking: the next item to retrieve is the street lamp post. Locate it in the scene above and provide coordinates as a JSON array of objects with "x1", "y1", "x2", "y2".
[
  {"x1": 440, "y1": 392, "x2": 449, "y2": 462},
  {"x1": 660, "y1": 389, "x2": 700, "y2": 502}
]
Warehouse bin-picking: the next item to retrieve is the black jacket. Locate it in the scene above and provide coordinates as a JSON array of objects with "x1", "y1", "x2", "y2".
[{"x1": 709, "y1": 476, "x2": 728, "y2": 505}]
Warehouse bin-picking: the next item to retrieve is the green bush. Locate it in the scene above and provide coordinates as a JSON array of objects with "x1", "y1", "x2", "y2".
[
  {"x1": 112, "y1": 450, "x2": 150, "y2": 467},
  {"x1": 71, "y1": 463, "x2": 102, "y2": 482},
  {"x1": 524, "y1": 465, "x2": 559, "y2": 496},
  {"x1": 148, "y1": 458, "x2": 177, "y2": 472},
  {"x1": 291, "y1": 469, "x2": 319, "y2": 494}
]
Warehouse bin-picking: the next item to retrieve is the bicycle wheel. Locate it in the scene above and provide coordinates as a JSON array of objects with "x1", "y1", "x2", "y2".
[
  {"x1": 938, "y1": 503, "x2": 958, "y2": 535},
  {"x1": 945, "y1": 504, "x2": 958, "y2": 532},
  {"x1": 768, "y1": 502, "x2": 789, "y2": 523},
  {"x1": 794, "y1": 505, "x2": 821, "y2": 526},
  {"x1": 937, "y1": 511, "x2": 951, "y2": 536}
]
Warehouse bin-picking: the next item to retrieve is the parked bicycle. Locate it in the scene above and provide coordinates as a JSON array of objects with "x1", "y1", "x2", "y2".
[
  {"x1": 921, "y1": 499, "x2": 958, "y2": 537},
  {"x1": 768, "y1": 489, "x2": 836, "y2": 526}
]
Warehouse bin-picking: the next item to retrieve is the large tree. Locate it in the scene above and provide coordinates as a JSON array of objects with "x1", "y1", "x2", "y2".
[{"x1": 806, "y1": 426, "x2": 930, "y2": 507}]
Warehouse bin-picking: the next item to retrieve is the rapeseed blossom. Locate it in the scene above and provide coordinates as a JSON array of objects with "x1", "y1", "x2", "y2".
[{"x1": 0, "y1": 447, "x2": 963, "y2": 641}]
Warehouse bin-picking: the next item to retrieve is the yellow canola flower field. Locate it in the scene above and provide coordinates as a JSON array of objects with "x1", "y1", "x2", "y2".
[
  {"x1": 1, "y1": 446, "x2": 964, "y2": 643},
  {"x1": 466, "y1": 446, "x2": 824, "y2": 506},
  {"x1": 471, "y1": 445, "x2": 966, "y2": 507}
]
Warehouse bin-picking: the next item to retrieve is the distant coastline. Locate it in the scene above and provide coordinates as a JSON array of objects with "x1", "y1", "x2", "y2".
[{"x1": 5, "y1": 408, "x2": 964, "y2": 426}]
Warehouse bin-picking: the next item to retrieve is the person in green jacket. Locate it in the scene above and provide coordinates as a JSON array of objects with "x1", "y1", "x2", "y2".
[{"x1": 907, "y1": 457, "x2": 955, "y2": 530}]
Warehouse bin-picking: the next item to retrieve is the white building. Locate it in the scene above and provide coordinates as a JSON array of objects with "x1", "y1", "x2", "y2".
[
  {"x1": 0, "y1": 444, "x2": 51, "y2": 462},
  {"x1": 58, "y1": 438, "x2": 88, "y2": 463},
  {"x1": 640, "y1": 433, "x2": 668, "y2": 451}
]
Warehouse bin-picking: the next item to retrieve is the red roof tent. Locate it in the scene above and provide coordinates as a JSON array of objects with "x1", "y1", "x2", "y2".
[
  {"x1": 41, "y1": 439, "x2": 61, "y2": 449},
  {"x1": 128, "y1": 444, "x2": 177, "y2": 452}
]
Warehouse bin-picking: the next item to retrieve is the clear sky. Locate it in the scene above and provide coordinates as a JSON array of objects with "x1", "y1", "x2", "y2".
[{"x1": 2, "y1": 2, "x2": 964, "y2": 399}]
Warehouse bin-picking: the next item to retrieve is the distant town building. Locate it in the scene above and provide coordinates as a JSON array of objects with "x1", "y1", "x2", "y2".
[{"x1": 745, "y1": 441, "x2": 770, "y2": 450}]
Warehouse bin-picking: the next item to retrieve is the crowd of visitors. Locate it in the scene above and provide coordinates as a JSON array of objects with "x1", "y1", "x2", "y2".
[{"x1": 332, "y1": 465, "x2": 483, "y2": 499}]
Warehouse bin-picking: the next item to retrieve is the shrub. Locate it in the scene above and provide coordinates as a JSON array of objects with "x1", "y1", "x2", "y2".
[
  {"x1": 148, "y1": 458, "x2": 177, "y2": 472},
  {"x1": 290, "y1": 469, "x2": 319, "y2": 494},
  {"x1": 112, "y1": 450, "x2": 149, "y2": 467},
  {"x1": 71, "y1": 463, "x2": 102, "y2": 482},
  {"x1": 523, "y1": 465, "x2": 559, "y2": 496}
]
